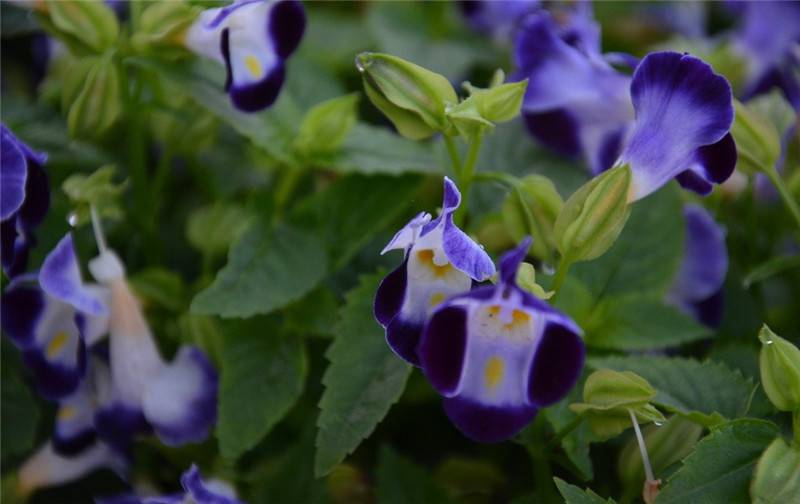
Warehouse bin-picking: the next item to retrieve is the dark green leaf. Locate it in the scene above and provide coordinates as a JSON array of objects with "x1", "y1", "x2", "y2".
[
  {"x1": 656, "y1": 419, "x2": 779, "y2": 504},
  {"x1": 129, "y1": 267, "x2": 186, "y2": 312},
  {"x1": 217, "y1": 324, "x2": 307, "y2": 460},
  {"x1": 589, "y1": 356, "x2": 754, "y2": 427},
  {"x1": 1, "y1": 372, "x2": 40, "y2": 460},
  {"x1": 543, "y1": 378, "x2": 594, "y2": 481},
  {"x1": 554, "y1": 478, "x2": 615, "y2": 504},
  {"x1": 285, "y1": 288, "x2": 340, "y2": 339},
  {"x1": 376, "y1": 446, "x2": 450, "y2": 504},
  {"x1": 315, "y1": 271, "x2": 412, "y2": 476},
  {"x1": 192, "y1": 222, "x2": 328, "y2": 318}
]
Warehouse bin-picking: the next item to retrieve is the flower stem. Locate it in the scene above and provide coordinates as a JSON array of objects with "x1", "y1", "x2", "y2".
[
  {"x1": 90, "y1": 205, "x2": 108, "y2": 254},
  {"x1": 545, "y1": 413, "x2": 585, "y2": 451},
  {"x1": 550, "y1": 254, "x2": 573, "y2": 301},
  {"x1": 454, "y1": 134, "x2": 484, "y2": 226},
  {"x1": 629, "y1": 409, "x2": 655, "y2": 483},
  {"x1": 443, "y1": 135, "x2": 461, "y2": 178},
  {"x1": 763, "y1": 164, "x2": 800, "y2": 232}
]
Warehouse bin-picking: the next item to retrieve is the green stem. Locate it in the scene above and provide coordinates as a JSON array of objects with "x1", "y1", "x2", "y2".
[
  {"x1": 550, "y1": 255, "x2": 573, "y2": 302},
  {"x1": 443, "y1": 135, "x2": 461, "y2": 178},
  {"x1": 274, "y1": 163, "x2": 303, "y2": 218},
  {"x1": 763, "y1": 164, "x2": 800, "y2": 232},
  {"x1": 454, "y1": 134, "x2": 484, "y2": 227},
  {"x1": 793, "y1": 410, "x2": 800, "y2": 450},
  {"x1": 545, "y1": 414, "x2": 585, "y2": 451}
]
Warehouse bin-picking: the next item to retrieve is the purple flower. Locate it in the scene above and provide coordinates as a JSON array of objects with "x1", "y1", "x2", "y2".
[
  {"x1": 513, "y1": 12, "x2": 634, "y2": 175},
  {"x1": 97, "y1": 465, "x2": 243, "y2": 504},
  {"x1": 732, "y1": 1, "x2": 800, "y2": 109},
  {"x1": 88, "y1": 250, "x2": 218, "y2": 448},
  {"x1": 667, "y1": 205, "x2": 728, "y2": 328},
  {"x1": 184, "y1": 0, "x2": 306, "y2": 112},
  {"x1": 619, "y1": 52, "x2": 736, "y2": 201},
  {"x1": 1, "y1": 234, "x2": 109, "y2": 400},
  {"x1": 1, "y1": 124, "x2": 49, "y2": 277},
  {"x1": 459, "y1": 0, "x2": 541, "y2": 41},
  {"x1": 374, "y1": 177, "x2": 495, "y2": 365},
  {"x1": 418, "y1": 239, "x2": 584, "y2": 443}
]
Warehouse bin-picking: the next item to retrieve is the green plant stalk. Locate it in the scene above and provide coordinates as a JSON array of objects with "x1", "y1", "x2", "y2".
[
  {"x1": 763, "y1": 163, "x2": 800, "y2": 232},
  {"x1": 545, "y1": 413, "x2": 585, "y2": 451},
  {"x1": 443, "y1": 134, "x2": 461, "y2": 178},
  {"x1": 274, "y1": 163, "x2": 304, "y2": 218},
  {"x1": 793, "y1": 410, "x2": 800, "y2": 449},
  {"x1": 550, "y1": 254, "x2": 573, "y2": 302},
  {"x1": 454, "y1": 133, "x2": 483, "y2": 226}
]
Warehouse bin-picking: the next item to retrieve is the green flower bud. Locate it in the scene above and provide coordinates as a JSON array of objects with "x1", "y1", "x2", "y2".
[
  {"x1": 731, "y1": 99, "x2": 782, "y2": 175},
  {"x1": 570, "y1": 369, "x2": 666, "y2": 440},
  {"x1": 356, "y1": 52, "x2": 457, "y2": 140},
  {"x1": 502, "y1": 174, "x2": 562, "y2": 259},
  {"x1": 470, "y1": 80, "x2": 528, "y2": 123},
  {"x1": 750, "y1": 437, "x2": 800, "y2": 504},
  {"x1": 758, "y1": 325, "x2": 800, "y2": 412},
  {"x1": 554, "y1": 165, "x2": 632, "y2": 262},
  {"x1": 67, "y1": 53, "x2": 123, "y2": 139},
  {"x1": 515, "y1": 263, "x2": 552, "y2": 300},
  {"x1": 41, "y1": 0, "x2": 119, "y2": 55},
  {"x1": 62, "y1": 165, "x2": 126, "y2": 225},
  {"x1": 293, "y1": 93, "x2": 360, "y2": 156},
  {"x1": 618, "y1": 416, "x2": 703, "y2": 491},
  {"x1": 446, "y1": 98, "x2": 494, "y2": 139},
  {"x1": 131, "y1": 0, "x2": 200, "y2": 57}
]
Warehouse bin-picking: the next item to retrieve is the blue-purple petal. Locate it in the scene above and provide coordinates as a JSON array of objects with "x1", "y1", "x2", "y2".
[
  {"x1": 95, "y1": 403, "x2": 150, "y2": 454},
  {"x1": 17, "y1": 160, "x2": 50, "y2": 231},
  {"x1": 522, "y1": 108, "x2": 582, "y2": 157},
  {"x1": 441, "y1": 218, "x2": 495, "y2": 281},
  {"x1": 1, "y1": 128, "x2": 27, "y2": 220},
  {"x1": 527, "y1": 321, "x2": 585, "y2": 407},
  {"x1": 22, "y1": 340, "x2": 87, "y2": 401},
  {"x1": 0, "y1": 281, "x2": 44, "y2": 348},
  {"x1": 442, "y1": 396, "x2": 538, "y2": 443},
  {"x1": 419, "y1": 304, "x2": 468, "y2": 396},
  {"x1": 374, "y1": 258, "x2": 408, "y2": 328},
  {"x1": 40, "y1": 234, "x2": 107, "y2": 316},
  {"x1": 270, "y1": 0, "x2": 306, "y2": 59},
  {"x1": 181, "y1": 465, "x2": 244, "y2": 504},
  {"x1": 386, "y1": 316, "x2": 424, "y2": 366},
  {"x1": 498, "y1": 238, "x2": 532, "y2": 284}
]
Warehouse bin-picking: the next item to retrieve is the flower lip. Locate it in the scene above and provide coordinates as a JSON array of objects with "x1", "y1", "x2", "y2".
[{"x1": 40, "y1": 234, "x2": 108, "y2": 316}]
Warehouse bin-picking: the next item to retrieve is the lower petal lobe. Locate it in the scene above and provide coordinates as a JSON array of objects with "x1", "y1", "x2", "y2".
[
  {"x1": 442, "y1": 395, "x2": 537, "y2": 443},
  {"x1": 527, "y1": 321, "x2": 585, "y2": 407},
  {"x1": 374, "y1": 259, "x2": 408, "y2": 328},
  {"x1": 419, "y1": 304, "x2": 468, "y2": 396}
]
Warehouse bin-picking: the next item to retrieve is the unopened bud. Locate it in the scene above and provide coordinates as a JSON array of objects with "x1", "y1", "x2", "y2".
[
  {"x1": 758, "y1": 325, "x2": 800, "y2": 412},
  {"x1": 131, "y1": 0, "x2": 200, "y2": 56},
  {"x1": 67, "y1": 54, "x2": 123, "y2": 139},
  {"x1": 42, "y1": 0, "x2": 119, "y2": 54},
  {"x1": 750, "y1": 437, "x2": 800, "y2": 503}
]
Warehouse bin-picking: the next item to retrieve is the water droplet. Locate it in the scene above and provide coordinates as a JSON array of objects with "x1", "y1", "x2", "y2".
[
  {"x1": 766, "y1": 340, "x2": 774, "y2": 345},
  {"x1": 653, "y1": 420, "x2": 663, "y2": 427},
  {"x1": 67, "y1": 212, "x2": 79, "y2": 227},
  {"x1": 354, "y1": 54, "x2": 369, "y2": 73},
  {"x1": 541, "y1": 263, "x2": 556, "y2": 275}
]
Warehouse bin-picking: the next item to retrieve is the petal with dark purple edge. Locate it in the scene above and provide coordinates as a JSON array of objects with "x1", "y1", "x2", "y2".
[
  {"x1": 40, "y1": 234, "x2": 107, "y2": 316},
  {"x1": 623, "y1": 52, "x2": 734, "y2": 201},
  {"x1": 53, "y1": 388, "x2": 97, "y2": 456},
  {"x1": 442, "y1": 395, "x2": 538, "y2": 443},
  {"x1": 142, "y1": 346, "x2": 218, "y2": 446},
  {"x1": 22, "y1": 337, "x2": 87, "y2": 401},
  {"x1": 95, "y1": 403, "x2": 151, "y2": 453},
  {"x1": 270, "y1": 0, "x2": 306, "y2": 59},
  {"x1": 181, "y1": 465, "x2": 244, "y2": 504},
  {"x1": 676, "y1": 133, "x2": 737, "y2": 195},
  {"x1": 441, "y1": 218, "x2": 496, "y2": 281},
  {"x1": 0, "y1": 281, "x2": 44, "y2": 348},
  {"x1": 374, "y1": 258, "x2": 408, "y2": 328},
  {"x1": 381, "y1": 212, "x2": 431, "y2": 254},
  {"x1": 668, "y1": 204, "x2": 728, "y2": 303},
  {"x1": 386, "y1": 316, "x2": 424, "y2": 366},
  {"x1": 1, "y1": 128, "x2": 27, "y2": 220},
  {"x1": 419, "y1": 304, "x2": 469, "y2": 396},
  {"x1": 593, "y1": 127, "x2": 627, "y2": 175},
  {"x1": 74, "y1": 288, "x2": 111, "y2": 346},
  {"x1": 498, "y1": 237, "x2": 532, "y2": 284},
  {"x1": 522, "y1": 109, "x2": 582, "y2": 157},
  {"x1": 229, "y1": 64, "x2": 286, "y2": 112},
  {"x1": 690, "y1": 287, "x2": 724, "y2": 328},
  {"x1": 1, "y1": 218, "x2": 30, "y2": 277},
  {"x1": 18, "y1": 161, "x2": 50, "y2": 231},
  {"x1": 18, "y1": 441, "x2": 127, "y2": 495},
  {"x1": 527, "y1": 320, "x2": 585, "y2": 407},
  {"x1": 204, "y1": 0, "x2": 262, "y2": 29}
]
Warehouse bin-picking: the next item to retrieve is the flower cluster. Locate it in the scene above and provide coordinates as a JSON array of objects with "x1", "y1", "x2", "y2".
[
  {"x1": 375, "y1": 178, "x2": 585, "y2": 442},
  {"x1": 0, "y1": 129, "x2": 219, "y2": 495},
  {"x1": 98, "y1": 465, "x2": 243, "y2": 504},
  {"x1": 184, "y1": 0, "x2": 306, "y2": 112}
]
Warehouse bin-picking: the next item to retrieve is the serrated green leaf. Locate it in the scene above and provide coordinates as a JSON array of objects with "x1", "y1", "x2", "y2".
[
  {"x1": 554, "y1": 478, "x2": 615, "y2": 504},
  {"x1": 217, "y1": 324, "x2": 307, "y2": 460},
  {"x1": 327, "y1": 123, "x2": 440, "y2": 175},
  {"x1": 572, "y1": 185, "x2": 684, "y2": 298},
  {"x1": 589, "y1": 356, "x2": 754, "y2": 427},
  {"x1": 543, "y1": 379, "x2": 594, "y2": 481},
  {"x1": 315, "y1": 271, "x2": 412, "y2": 476},
  {"x1": 656, "y1": 419, "x2": 779, "y2": 504},
  {"x1": 584, "y1": 297, "x2": 711, "y2": 350},
  {"x1": 291, "y1": 174, "x2": 421, "y2": 268},
  {"x1": 377, "y1": 446, "x2": 450, "y2": 504},
  {"x1": 191, "y1": 223, "x2": 328, "y2": 318}
]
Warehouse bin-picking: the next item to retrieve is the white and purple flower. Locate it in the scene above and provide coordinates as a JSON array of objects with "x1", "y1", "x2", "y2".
[
  {"x1": 184, "y1": 0, "x2": 306, "y2": 112},
  {"x1": 459, "y1": 0, "x2": 541, "y2": 41},
  {"x1": 667, "y1": 204, "x2": 728, "y2": 328},
  {"x1": 1, "y1": 124, "x2": 50, "y2": 277},
  {"x1": 418, "y1": 238, "x2": 585, "y2": 443},
  {"x1": 1, "y1": 234, "x2": 108, "y2": 400},
  {"x1": 98, "y1": 465, "x2": 243, "y2": 504},
  {"x1": 374, "y1": 177, "x2": 495, "y2": 365}
]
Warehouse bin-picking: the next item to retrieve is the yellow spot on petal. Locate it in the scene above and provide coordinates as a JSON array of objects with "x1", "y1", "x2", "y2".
[
  {"x1": 484, "y1": 356, "x2": 505, "y2": 389},
  {"x1": 417, "y1": 249, "x2": 452, "y2": 277},
  {"x1": 47, "y1": 331, "x2": 70, "y2": 358},
  {"x1": 245, "y1": 55, "x2": 263, "y2": 78},
  {"x1": 58, "y1": 406, "x2": 76, "y2": 421},
  {"x1": 488, "y1": 305, "x2": 501, "y2": 316},
  {"x1": 504, "y1": 309, "x2": 531, "y2": 329},
  {"x1": 430, "y1": 292, "x2": 446, "y2": 307}
]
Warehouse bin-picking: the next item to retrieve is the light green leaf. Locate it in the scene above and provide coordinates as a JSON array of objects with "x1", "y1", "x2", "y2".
[
  {"x1": 291, "y1": 174, "x2": 421, "y2": 268},
  {"x1": 377, "y1": 446, "x2": 450, "y2": 504},
  {"x1": 589, "y1": 356, "x2": 755, "y2": 427},
  {"x1": 294, "y1": 93, "x2": 360, "y2": 156},
  {"x1": 554, "y1": 478, "x2": 615, "y2": 504},
  {"x1": 572, "y1": 185, "x2": 684, "y2": 298},
  {"x1": 584, "y1": 297, "x2": 711, "y2": 350},
  {"x1": 656, "y1": 419, "x2": 779, "y2": 504},
  {"x1": 315, "y1": 271, "x2": 412, "y2": 476},
  {"x1": 328, "y1": 123, "x2": 440, "y2": 175},
  {"x1": 186, "y1": 203, "x2": 252, "y2": 260},
  {"x1": 191, "y1": 223, "x2": 328, "y2": 318},
  {"x1": 217, "y1": 324, "x2": 307, "y2": 460}
]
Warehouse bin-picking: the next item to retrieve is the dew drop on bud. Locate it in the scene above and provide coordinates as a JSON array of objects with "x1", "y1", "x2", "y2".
[
  {"x1": 653, "y1": 420, "x2": 663, "y2": 427},
  {"x1": 541, "y1": 263, "x2": 556, "y2": 275},
  {"x1": 67, "y1": 212, "x2": 79, "y2": 227}
]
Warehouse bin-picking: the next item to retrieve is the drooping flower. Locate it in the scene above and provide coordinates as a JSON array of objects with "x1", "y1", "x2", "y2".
[
  {"x1": 184, "y1": 0, "x2": 306, "y2": 112},
  {"x1": 88, "y1": 248, "x2": 218, "y2": 447},
  {"x1": 1, "y1": 124, "x2": 50, "y2": 277},
  {"x1": 666, "y1": 205, "x2": 728, "y2": 328},
  {"x1": 418, "y1": 238, "x2": 584, "y2": 443},
  {"x1": 1, "y1": 234, "x2": 108, "y2": 400},
  {"x1": 374, "y1": 177, "x2": 495, "y2": 365},
  {"x1": 618, "y1": 52, "x2": 737, "y2": 201},
  {"x1": 731, "y1": 1, "x2": 800, "y2": 109},
  {"x1": 97, "y1": 465, "x2": 243, "y2": 504},
  {"x1": 513, "y1": 12, "x2": 634, "y2": 174}
]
